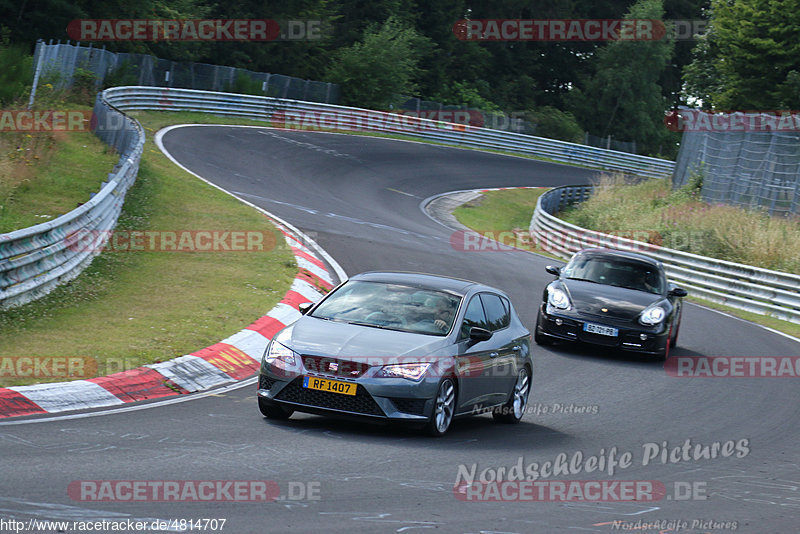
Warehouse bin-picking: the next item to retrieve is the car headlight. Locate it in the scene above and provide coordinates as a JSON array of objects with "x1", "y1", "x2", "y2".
[
  {"x1": 547, "y1": 287, "x2": 571, "y2": 310},
  {"x1": 264, "y1": 341, "x2": 297, "y2": 366},
  {"x1": 378, "y1": 363, "x2": 432, "y2": 381},
  {"x1": 639, "y1": 305, "x2": 666, "y2": 325}
]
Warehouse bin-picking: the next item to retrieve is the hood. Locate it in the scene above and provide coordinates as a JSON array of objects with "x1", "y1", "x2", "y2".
[
  {"x1": 559, "y1": 279, "x2": 665, "y2": 321},
  {"x1": 275, "y1": 316, "x2": 452, "y2": 359}
]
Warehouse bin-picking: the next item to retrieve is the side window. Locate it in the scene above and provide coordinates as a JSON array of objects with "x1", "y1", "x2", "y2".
[
  {"x1": 460, "y1": 296, "x2": 488, "y2": 339},
  {"x1": 480, "y1": 293, "x2": 510, "y2": 331}
]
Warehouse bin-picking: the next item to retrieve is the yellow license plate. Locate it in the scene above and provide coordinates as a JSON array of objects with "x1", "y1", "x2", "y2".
[{"x1": 302, "y1": 376, "x2": 357, "y2": 396}]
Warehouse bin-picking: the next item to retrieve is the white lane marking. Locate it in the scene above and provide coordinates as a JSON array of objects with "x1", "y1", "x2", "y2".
[
  {"x1": 297, "y1": 256, "x2": 332, "y2": 284},
  {"x1": 0, "y1": 378, "x2": 257, "y2": 426},
  {"x1": 232, "y1": 190, "x2": 440, "y2": 243},
  {"x1": 9, "y1": 381, "x2": 124, "y2": 413},
  {"x1": 266, "y1": 302, "x2": 302, "y2": 325},
  {"x1": 291, "y1": 277, "x2": 325, "y2": 302},
  {"x1": 147, "y1": 355, "x2": 234, "y2": 392},
  {"x1": 219, "y1": 329, "x2": 269, "y2": 362},
  {"x1": 155, "y1": 125, "x2": 347, "y2": 284}
]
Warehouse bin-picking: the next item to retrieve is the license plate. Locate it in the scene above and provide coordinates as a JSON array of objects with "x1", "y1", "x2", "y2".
[
  {"x1": 303, "y1": 376, "x2": 357, "y2": 396},
  {"x1": 583, "y1": 323, "x2": 618, "y2": 337}
]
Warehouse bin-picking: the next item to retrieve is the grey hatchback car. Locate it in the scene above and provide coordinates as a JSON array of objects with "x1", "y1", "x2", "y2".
[{"x1": 257, "y1": 272, "x2": 533, "y2": 436}]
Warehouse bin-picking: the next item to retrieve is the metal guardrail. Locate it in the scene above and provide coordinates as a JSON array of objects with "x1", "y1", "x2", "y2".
[
  {"x1": 529, "y1": 185, "x2": 800, "y2": 324},
  {"x1": 103, "y1": 86, "x2": 675, "y2": 178},
  {"x1": 0, "y1": 85, "x2": 674, "y2": 309},
  {"x1": 0, "y1": 92, "x2": 144, "y2": 309}
]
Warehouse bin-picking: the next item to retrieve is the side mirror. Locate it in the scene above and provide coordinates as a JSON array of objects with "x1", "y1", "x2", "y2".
[
  {"x1": 545, "y1": 265, "x2": 561, "y2": 276},
  {"x1": 469, "y1": 327, "x2": 492, "y2": 344},
  {"x1": 298, "y1": 302, "x2": 314, "y2": 315},
  {"x1": 668, "y1": 287, "x2": 688, "y2": 298}
]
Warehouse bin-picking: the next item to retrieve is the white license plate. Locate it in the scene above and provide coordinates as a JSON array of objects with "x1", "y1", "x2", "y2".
[{"x1": 583, "y1": 323, "x2": 618, "y2": 337}]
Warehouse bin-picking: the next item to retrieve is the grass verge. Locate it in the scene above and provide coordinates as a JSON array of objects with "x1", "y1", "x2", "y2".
[
  {"x1": 452, "y1": 187, "x2": 800, "y2": 340},
  {"x1": 0, "y1": 112, "x2": 298, "y2": 387},
  {"x1": 560, "y1": 174, "x2": 800, "y2": 274},
  {"x1": 452, "y1": 187, "x2": 562, "y2": 261},
  {"x1": 0, "y1": 105, "x2": 119, "y2": 233}
]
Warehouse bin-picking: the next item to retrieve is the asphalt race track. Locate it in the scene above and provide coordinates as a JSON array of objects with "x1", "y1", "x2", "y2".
[{"x1": 2, "y1": 126, "x2": 799, "y2": 533}]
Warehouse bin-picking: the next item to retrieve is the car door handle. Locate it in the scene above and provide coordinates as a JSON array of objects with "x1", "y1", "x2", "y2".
[
  {"x1": 512, "y1": 345, "x2": 521, "y2": 351},
  {"x1": 489, "y1": 352, "x2": 499, "y2": 358}
]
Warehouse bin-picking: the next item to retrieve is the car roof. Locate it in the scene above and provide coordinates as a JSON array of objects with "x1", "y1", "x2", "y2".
[
  {"x1": 574, "y1": 248, "x2": 663, "y2": 269},
  {"x1": 348, "y1": 271, "x2": 493, "y2": 297}
]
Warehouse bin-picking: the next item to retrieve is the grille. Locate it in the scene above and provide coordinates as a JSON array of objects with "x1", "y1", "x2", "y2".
[
  {"x1": 275, "y1": 378, "x2": 385, "y2": 416},
  {"x1": 390, "y1": 398, "x2": 427, "y2": 416},
  {"x1": 259, "y1": 374, "x2": 277, "y2": 390},
  {"x1": 301, "y1": 355, "x2": 369, "y2": 378}
]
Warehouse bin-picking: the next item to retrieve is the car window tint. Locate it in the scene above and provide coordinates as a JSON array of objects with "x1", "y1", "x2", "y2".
[
  {"x1": 461, "y1": 296, "x2": 488, "y2": 339},
  {"x1": 480, "y1": 293, "x2": 510, "y2": 331}
]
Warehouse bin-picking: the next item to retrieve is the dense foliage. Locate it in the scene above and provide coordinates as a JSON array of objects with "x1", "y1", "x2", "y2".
[{"x1": 6, "y1": 0, "x2": 798, "y2": 157}]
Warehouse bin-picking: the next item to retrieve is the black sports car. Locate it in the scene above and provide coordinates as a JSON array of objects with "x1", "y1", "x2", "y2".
[{"x1": 534, "y1": 248, "x2": 687, "y2": 359}]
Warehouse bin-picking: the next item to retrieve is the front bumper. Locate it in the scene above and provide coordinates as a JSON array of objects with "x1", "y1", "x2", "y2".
[
  {"x1": 537, "y1": 304, "x2": 668, "y2": 355},
  {"x1": 257, "y1": 364, "x2": 441, "y2": 422}
]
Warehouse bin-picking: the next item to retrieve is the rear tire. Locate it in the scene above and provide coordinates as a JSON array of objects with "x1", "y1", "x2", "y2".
[
  {"x1": 258, "y1": 397, "x2": 293, "y2": 419},
  {"x1": 426, "y1": 378, "x2": 456, "y2": 437},
  {"x1": 493, "y1": 367, "x2": 531, "y2": 424}
]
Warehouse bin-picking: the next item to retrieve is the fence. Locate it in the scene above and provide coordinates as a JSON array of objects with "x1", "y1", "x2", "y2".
[
  {"x1": 529, "y1": 185, "x2": 800, "y2": 324},
  {"x1": 399, "y1": 96, "x2": 641, "y2": 154},
  {"x1": 672, "y1": 110, "x2": 800, "y2": 217},
  {"x1": 0, "y1": 91, "x2": 144, "y2": 309},
  {"x1": 30, "y1": 40, "x2": 340, "y2": 104},
  {"x1": 2, "y1": 85, "x2": 674, "y2": 309},
  {"x1": 102, "y1": 86, "x2": 675, "y2": 178}
]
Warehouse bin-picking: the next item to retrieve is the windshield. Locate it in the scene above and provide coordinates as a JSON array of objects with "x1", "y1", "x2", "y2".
[
  {"x1": 310, "y1": 280, "x2": 461, "y2": 335},
  {"x1": 563, "y1": 256, "x2": 664, "y2": 295}
]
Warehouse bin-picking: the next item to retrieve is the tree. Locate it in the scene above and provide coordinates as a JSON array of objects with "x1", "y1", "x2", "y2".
[
  {"x1": 683, "y1": 0, "x2": 800, "y2": 109},
  {"x1": 324, "y1": 16, "x2": 430, "y2": 108},
  {"x1": 568, "y1": 0, "x2": 674, "y2": 155}
]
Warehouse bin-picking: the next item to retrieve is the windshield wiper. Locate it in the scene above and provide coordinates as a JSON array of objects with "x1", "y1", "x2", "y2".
[
  {"x1": 566, "y1": 277, "x2": 601, "y2": 284},
  {"x1": 346, "y1": 321, "x2": 390, "y2": 330}
]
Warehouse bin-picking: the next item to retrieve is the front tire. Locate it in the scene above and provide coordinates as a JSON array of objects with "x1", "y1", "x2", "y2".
[
  {"x1": 426, "y1": 378, "x2": 456, "y2": 437},
  {"x1": 493, "y1": 367, "x2": 531, "y2": 424},
  {"x1": 258, "y1": 397, "x2": 294, "y2": 419}
]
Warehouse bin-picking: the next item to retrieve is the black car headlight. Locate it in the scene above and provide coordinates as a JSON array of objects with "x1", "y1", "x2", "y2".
[
  {"x1": 639, "y1": 305, "x2": 666, "y2": 325},
  {"x1": 547, "y1": 287, "x2": 571, "y2": 310}
]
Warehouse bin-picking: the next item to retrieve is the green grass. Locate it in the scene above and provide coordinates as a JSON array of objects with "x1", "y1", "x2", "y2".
[
  {"x1": 0, "y1": 106, "x2": 119, "y2": 233},
  {"x1": 452, "y1": 187, "x2": 562, "y2": 261},
  {"x1": 0, "y1": 112, "x2": 298, "y2": 387},
  {"x1": 452, "y1": 187, "x2": 800, "y2": 340},
  {"x1": 560, "y1": 175, "x2": 800, "y2": 274}
]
